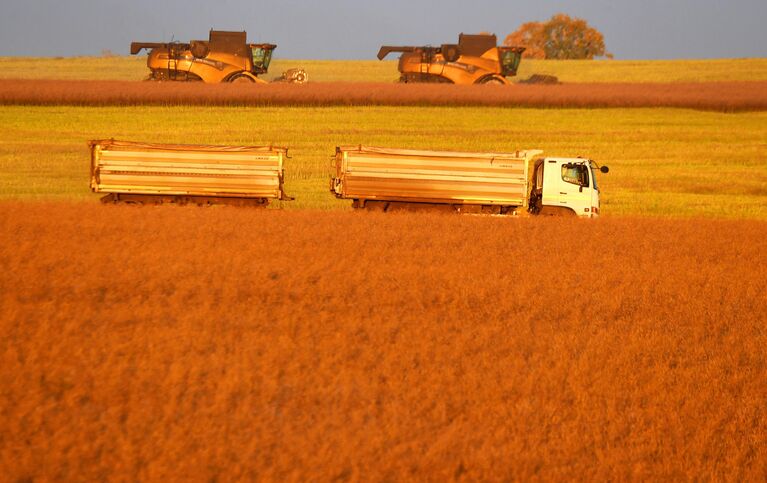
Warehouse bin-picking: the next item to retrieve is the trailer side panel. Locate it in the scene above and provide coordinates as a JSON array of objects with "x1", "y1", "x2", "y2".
[
  {"x1": 90, "y1": 140, "x2": 288, "y2": 202},
  {"x1": 333, "y1": 146, "x2": 541, "y2": 206}
]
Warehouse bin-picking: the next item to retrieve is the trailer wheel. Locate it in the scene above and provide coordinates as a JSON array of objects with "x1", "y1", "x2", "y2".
[{"x1": 362, "y1": 200, "x2": 389, "y2": 212}]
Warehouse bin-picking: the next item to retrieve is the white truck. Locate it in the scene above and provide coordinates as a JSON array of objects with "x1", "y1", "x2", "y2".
[{"x1": 331, "y1": 146, "x2": 608, "y2": 217}]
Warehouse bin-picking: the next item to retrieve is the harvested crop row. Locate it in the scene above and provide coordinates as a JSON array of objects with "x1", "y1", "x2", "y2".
[
  {"x1": 0, "y1": 79, "x2": 765, "y2": 111},
  {"x1": 1, "y1": 202, "x2": 766, "y2": 480}
]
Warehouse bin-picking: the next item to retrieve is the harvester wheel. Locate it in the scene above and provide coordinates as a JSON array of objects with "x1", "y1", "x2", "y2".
[
  {"x1": 229, "y1": 73, "x2": 255, "y2": 83},
  {"x1": 477, "y1": 75, "x2": 507, "y2": 85}
]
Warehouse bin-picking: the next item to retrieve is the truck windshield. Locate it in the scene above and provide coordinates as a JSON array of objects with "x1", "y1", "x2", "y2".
[
  {"x1": 590, "y1": 166, "x2": 598, "y2": 191},
  {"x1": 562, "y1": 164, "x2": 589, "y2": 188},
  {"x1": 251, "y1": 47, "x2": 273, "y2": 73}
]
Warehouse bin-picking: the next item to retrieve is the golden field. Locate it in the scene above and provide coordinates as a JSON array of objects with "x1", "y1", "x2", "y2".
[
  {"x1": 1, "y1": 105, "x2": 765, "y2": 218},
  {"x1": 1, "y1": 56, "x2": 766, "y2": 481},
  {"x1": 0, "y1": 57, "x2": 765, "y2": 218},
  {"x1": 1, "y1": 204, "x2": 766, "y2": 480}
]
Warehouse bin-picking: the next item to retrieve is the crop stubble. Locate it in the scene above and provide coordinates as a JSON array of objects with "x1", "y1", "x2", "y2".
[
  {"x1": 1, "y1": 79, "x2": 765, "y2": 111},
  {"x1": 1, "y1": 203, "x2": 765, "y2": 480}
]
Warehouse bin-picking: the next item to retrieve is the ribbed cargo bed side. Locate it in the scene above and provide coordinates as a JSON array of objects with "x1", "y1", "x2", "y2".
[
  {"x1": 335, "y1": 146, "x2": 539, "y2": 206},
  {"x1": 90, "y1": 140, "x2": 287, "y2": 200}
]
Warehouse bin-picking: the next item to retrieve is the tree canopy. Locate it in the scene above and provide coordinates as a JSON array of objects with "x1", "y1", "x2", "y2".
[{"x1": 504, "y1": 14, "x2": 612, "y2": 60}]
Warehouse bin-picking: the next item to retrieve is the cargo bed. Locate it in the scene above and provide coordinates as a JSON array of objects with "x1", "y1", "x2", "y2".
[
  {"x1": 331, "y1": 145, "x2": 542, "y2": 209},
  {"x1": 89, "y1": 139, "x2": 290, "y2": 205}
]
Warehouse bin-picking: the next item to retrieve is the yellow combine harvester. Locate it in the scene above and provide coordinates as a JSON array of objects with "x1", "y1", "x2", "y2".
[
  {"x1": 377, "y1": 33, "x2": 525, "y2": 85},
  {"x1": 89, "y1": 140, "x2": 291, "y2": 206},
  {"x1": 130, "y1": 30, "x2": 307, "y2": 84}
]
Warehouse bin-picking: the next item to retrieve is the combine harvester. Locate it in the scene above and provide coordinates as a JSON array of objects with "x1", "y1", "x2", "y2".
[
  {"x1": 331, "y1": 146, "x2": 608, "y2": 217},
  {"x1": 89, "y1": 140, "x2": 291, "y2": 206},
  {"x1": 130, "y1": 30, "x2": 307, "y2": 84},
  {"x1": 377, "y1": 33, "x2": 525, "y2": 85}
]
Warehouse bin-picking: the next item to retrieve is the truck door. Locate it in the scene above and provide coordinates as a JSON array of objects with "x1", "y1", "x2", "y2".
[{"x1": 541, "y1": 159, "x2": 592, "y2": 215}]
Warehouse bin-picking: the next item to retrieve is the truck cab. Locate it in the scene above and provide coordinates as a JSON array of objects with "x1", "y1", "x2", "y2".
[{"x1": 530, "y1": 158, "x2": 607, "y2": 217}]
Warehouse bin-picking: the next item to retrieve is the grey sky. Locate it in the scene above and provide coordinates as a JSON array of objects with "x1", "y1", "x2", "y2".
[{"x1": 1, "y1": 0, "x2": 765, "y2": 59}]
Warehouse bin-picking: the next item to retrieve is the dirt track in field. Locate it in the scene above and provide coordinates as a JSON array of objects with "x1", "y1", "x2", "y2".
[
  {"x1": 1, "y1": 203, "x2": 766, "y2": 480},
  {"x1": 1, "y1": 79, "x2": 765, "y2": 111}
]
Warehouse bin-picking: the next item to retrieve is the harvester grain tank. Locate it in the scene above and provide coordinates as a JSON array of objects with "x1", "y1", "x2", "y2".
[
  {"x1": 331, "y1": 146, "x2": 608, "y2": 217},
  {"x1": 89, "y1": 140, "x2": 291, "y2": 206},
  {"x1": 377, "y1": 33, "x2": 525, "y2": 85},
  {"x1": 130, "y1": 30, "x2": 307, "y2": 84}
]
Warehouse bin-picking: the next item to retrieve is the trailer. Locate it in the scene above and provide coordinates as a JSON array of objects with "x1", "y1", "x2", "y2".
[
  {"x1": 89, "y1": 139, "x2": 291, "y2": 206},
  {"x1": 331, "y1": 146, "x2": 608, "y2": 217}
]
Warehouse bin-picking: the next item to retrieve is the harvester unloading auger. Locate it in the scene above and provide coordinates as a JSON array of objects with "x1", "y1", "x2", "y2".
[
  {"x1": 377, "y1": 33, "x2": 525, "y2": 85},
  {"x1": 130, "y1": 30, "x2": 307, "y2": 84}
]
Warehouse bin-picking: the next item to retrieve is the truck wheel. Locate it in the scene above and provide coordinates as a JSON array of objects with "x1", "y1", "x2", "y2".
[
  {"x1": 229, "y1": 73, "x2": 255, "y2": 83},
  {"x1": 538, "y1": 206, "x2": 577, "y2": 217}
]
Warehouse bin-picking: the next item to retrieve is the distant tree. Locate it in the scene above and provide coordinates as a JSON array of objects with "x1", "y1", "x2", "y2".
[
  {"x1": 504, "y1": 22, "x2": 545, "y2": 59},
  {"x1": 504, "y1": 14, "x2": 612, "y2": 60},
  {"x1": 542, "y1": 14, "x2": 610, "y2": 59}
]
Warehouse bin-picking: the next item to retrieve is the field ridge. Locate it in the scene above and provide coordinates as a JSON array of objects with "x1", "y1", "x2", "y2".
[{"x1": 1, "y1": 79, "x2": 766, "y2": 112}]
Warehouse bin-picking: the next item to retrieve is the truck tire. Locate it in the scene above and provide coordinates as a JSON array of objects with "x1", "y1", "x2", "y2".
[{"x1": 538, "y1": 206, "x2": 577, "y2": 217}]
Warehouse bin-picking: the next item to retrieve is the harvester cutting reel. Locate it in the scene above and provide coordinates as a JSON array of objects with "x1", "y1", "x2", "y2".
[{"x1": 272, "y1": 68, "x2": 308, "y2": 84}]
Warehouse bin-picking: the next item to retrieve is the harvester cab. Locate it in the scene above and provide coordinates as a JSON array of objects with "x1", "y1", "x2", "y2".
[
  {"x1": 377, "y1": 33, "x2": 525, "y2": 85},
  {"x1": 130, "y1": 30, "x2": 305, "y2": 84},
  {"x1": 250, "y1": 44, "x2": 274, "y2": 74},
  {"x1": 498, "y1": 47, "x2": 524, "y2": 77}
]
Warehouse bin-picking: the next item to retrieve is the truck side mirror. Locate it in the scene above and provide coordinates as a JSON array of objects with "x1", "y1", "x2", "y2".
[{"x1": 600, "y1": 166, "x2": 609, "y2": 173}]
